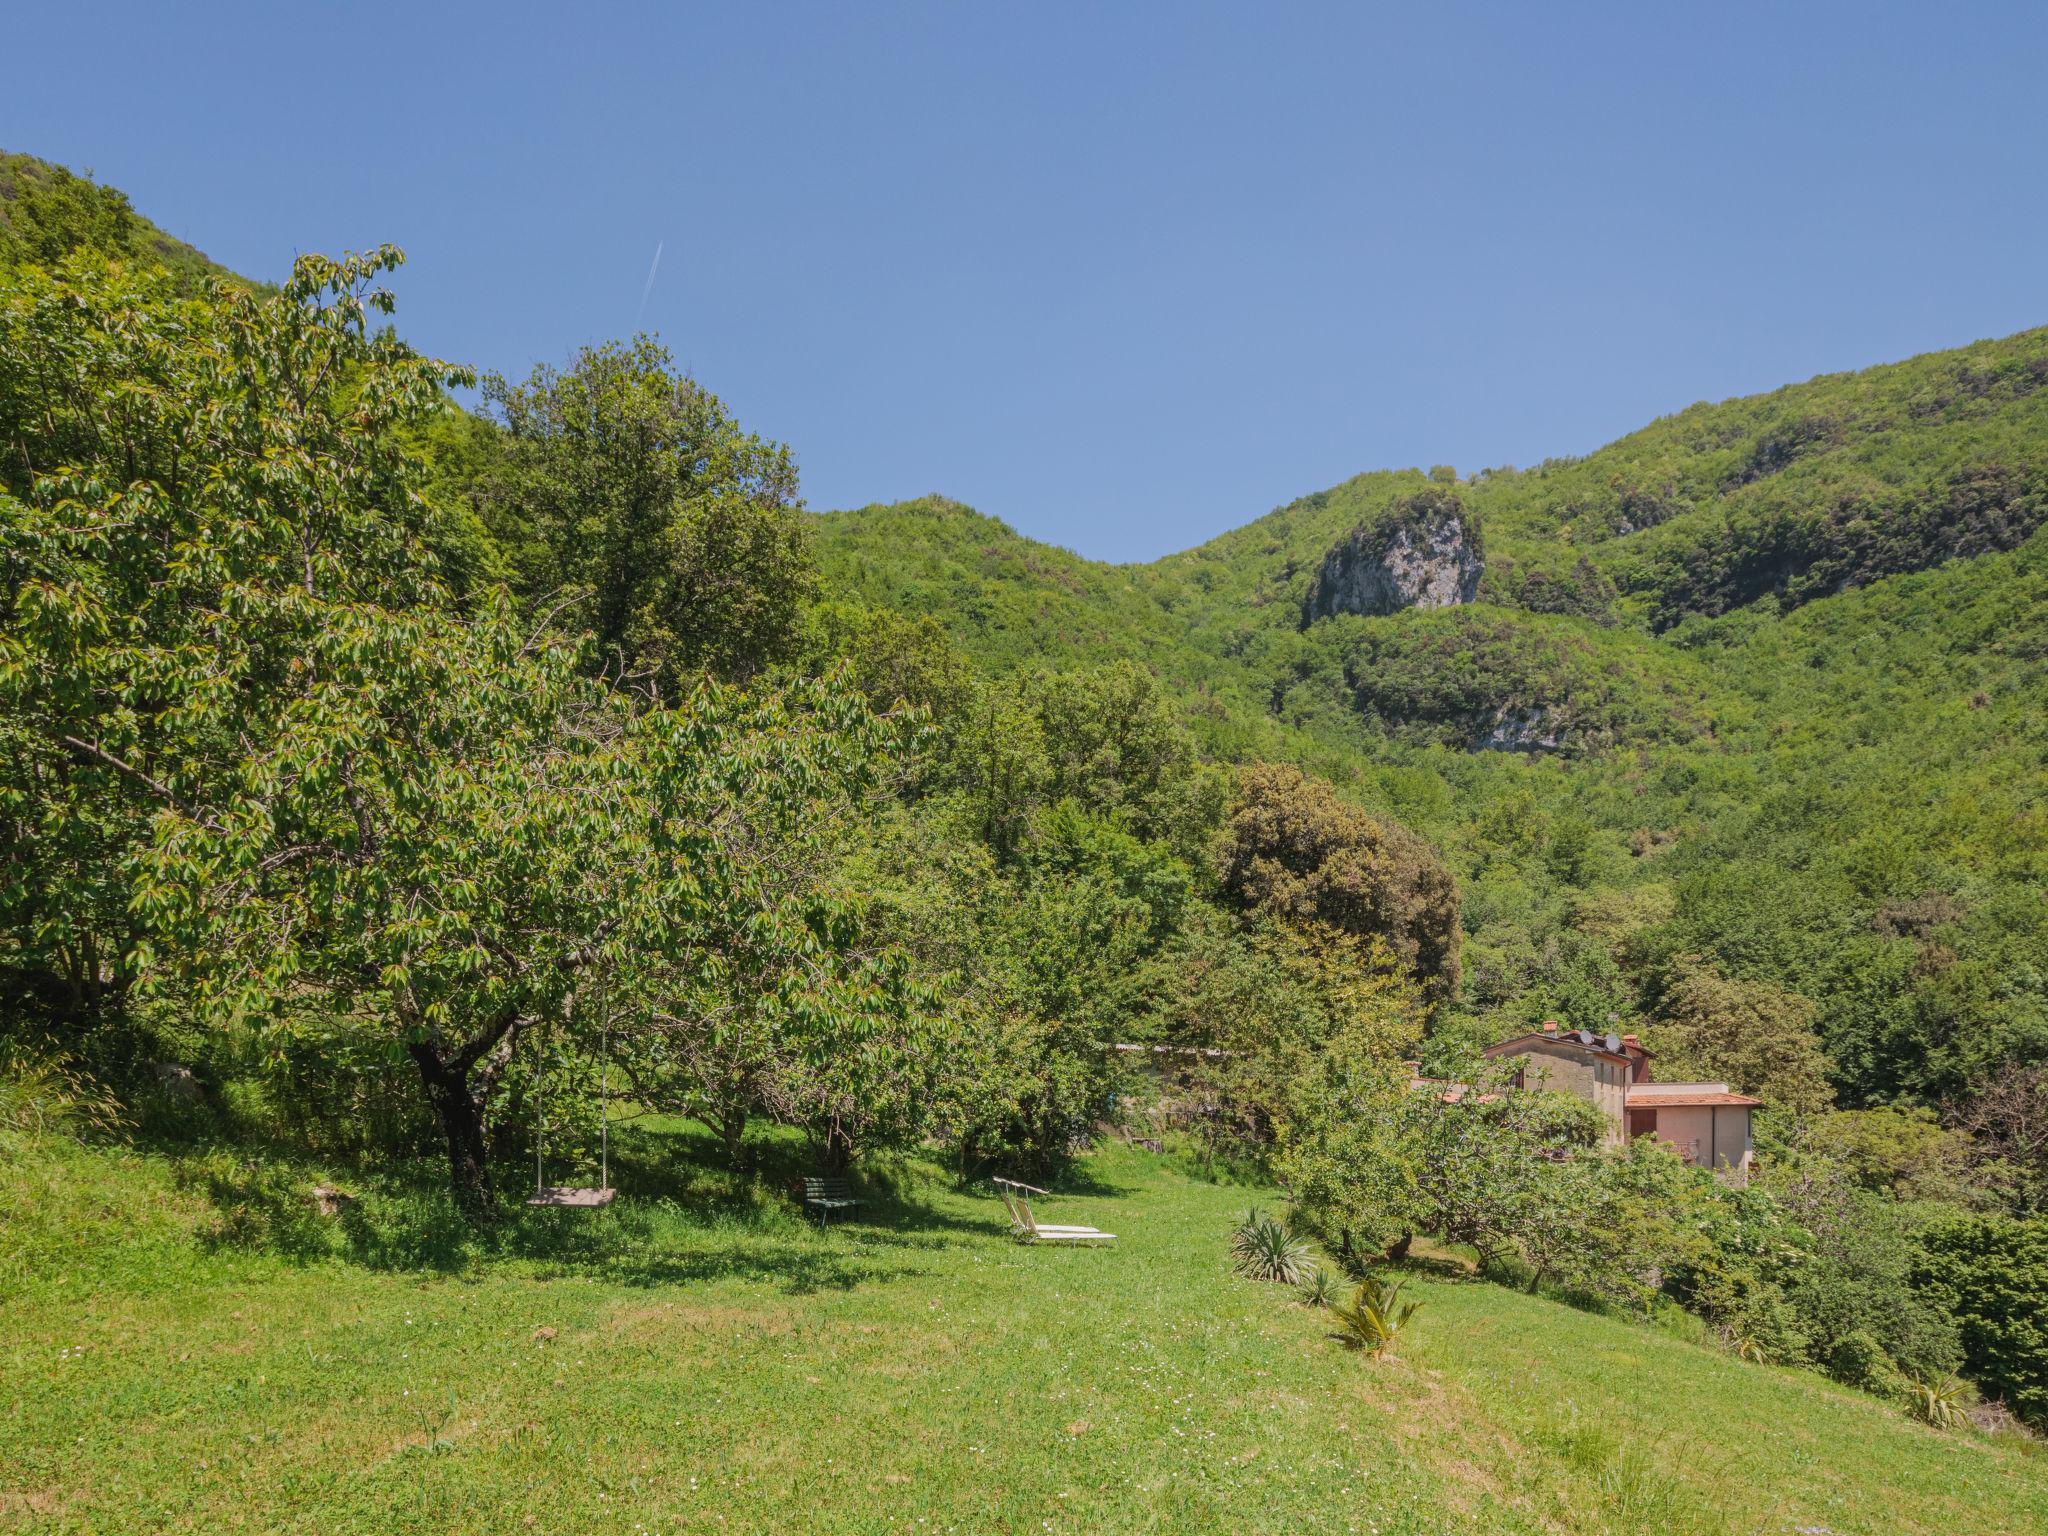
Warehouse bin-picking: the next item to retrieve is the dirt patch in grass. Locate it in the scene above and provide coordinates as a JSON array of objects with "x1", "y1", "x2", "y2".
[{"x1": 0, "y1": 1488, "x2": 66, "y2": 1517}]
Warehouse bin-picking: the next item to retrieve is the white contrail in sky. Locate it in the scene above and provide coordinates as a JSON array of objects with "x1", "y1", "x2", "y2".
[{"x1": 635, "y1": 240, "x2": 664, "y2": 330}]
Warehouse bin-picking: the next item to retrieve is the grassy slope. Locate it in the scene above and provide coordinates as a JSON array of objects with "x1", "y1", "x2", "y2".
[{"x1": 6, "y1": 1131, "x2": 2042, "y2": 1536}]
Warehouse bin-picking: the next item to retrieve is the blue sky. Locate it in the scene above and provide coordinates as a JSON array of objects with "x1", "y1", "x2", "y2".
[{"x1": 7, "y1": 2, "x2": 2045, "y2": 561}]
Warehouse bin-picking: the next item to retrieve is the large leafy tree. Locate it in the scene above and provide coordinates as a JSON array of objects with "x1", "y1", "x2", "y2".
[
  {"x1": 1914, "y1": 1214, "x2": 2048, "y2": 1426},
  {"x1": 624, "y1": 674, "x2": 944, "y2": 1171},
  {"x1": 1031, "y1": 661, "x2": 1226, "y2": 858},
  {"x1": 0, "y1": 245, "x2": 620, "y2": 1208},
  {"x1": 1, "y1": 246, "x2": 458, "y2": 1023},
  {"x1": 1217, "y1": 762, "x2": 1463, "y2": 1008},
  {"x1": 1648, "y1": 954, "x2": 1835, "y2": 1113},
  {"x1": 476, "y1": 336, "x2": 813, "y2": 687},
  {"x1": 149, "y1": 600, "x2": 638, "y2": 1209},
  {"x1": 3, "y1": 244, "x2": 937, "y2": 1210}
]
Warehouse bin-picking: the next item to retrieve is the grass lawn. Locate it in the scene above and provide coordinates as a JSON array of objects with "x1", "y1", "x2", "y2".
[{"x1": 3, "y1": 1124, "x2": 2043, "y2": 1535}]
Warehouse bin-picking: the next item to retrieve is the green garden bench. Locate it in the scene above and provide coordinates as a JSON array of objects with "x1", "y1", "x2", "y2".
[{"x1": 800, "y1": 1176, "x2": 862, "y2": 1226}]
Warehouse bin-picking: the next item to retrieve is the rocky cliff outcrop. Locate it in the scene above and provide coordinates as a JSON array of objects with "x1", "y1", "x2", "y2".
[
  {"x1": 1301, "y1": 487, "x2": 1483, "y2": 624},
  {"x1": 1473, "y1": 704, "x2": 1569, "y2": 754}
]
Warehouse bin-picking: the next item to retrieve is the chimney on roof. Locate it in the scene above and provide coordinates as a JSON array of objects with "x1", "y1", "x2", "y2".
[
  {"x1": 1622, "y1": 1033, "x2": 1641, "y2": 1048},
  {"x1": 1542, "y1": 1020, "x2": 1559, "y2": 1034}
]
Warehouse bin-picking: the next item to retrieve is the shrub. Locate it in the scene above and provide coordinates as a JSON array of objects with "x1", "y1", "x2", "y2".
[
  {"x1": 1328, "y1": 1273, "x2": 1423, "y2": 1358},
  {"x1": 1828, "y1": 1329, "x2": 1901, "y2": 1393},
  {"x1": 1230, "y1": 1208, "x2": 1315, "y2": 1285},
  {"x1": 0, "y1": 1043, "x2": 125, "y2": 1146},
  {"x1": 1913, "y1": 1214, "x2": 2048, "y2": 1427},
  {"x1": 1903, "y1": 1372, "x2": 1972, "y2": 1432}
]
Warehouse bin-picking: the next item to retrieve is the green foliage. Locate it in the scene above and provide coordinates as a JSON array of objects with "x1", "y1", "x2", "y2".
[
  {"x1": 2, "y1": 245, "x2": 463, "y2": 1026},
  {"x1": 1217, "y1": 762, "x2": 1462, "y2": 1008},
  {"x1": 1827, "y1": 1329, "x2": 1899, "y2": 1394},
  {"x1": 0, "y1": 1042, "x2": 124, "y2": 1146},
  {"x1": 1136, "y1": 908, "x2": 1423, "y2": 1173},
  {"x1": 1297, "y1": 1263, "x2": 1342, "y2": 1307},
  {"x1": 1327, "y1": 1272, "x2": 1423, "y2": 1358},
  {"x1": 1031, "y1": 660, "x2": 1228, "y2": 858},
  {"x1": 1, "y1": 242, "x2": 928, "y2": 1215},
  {"x1": 477, "y1": 335, "x2": 813, "y2": 686},
  {"x1": 1802, "y1": 1106, "x2": 1978, "y2": 1204},
  {"x1": 795, "y1": 600, "x2": 974, "y2": 719},
  {"x1": 1646, "y1": 954, "x2": 1836, "y2": 1112},
  {"x1": 0, "y1": 152, "x2": 230, "y2": 295},
  {"x1": 622, "y1": 673, "x2": 943, "y2": 1171},
  {"x1": 1229, "y1": 1207, "x2": 1315, "y2": 1284},
  {"x1": 1913, "y1": 1214, "x2": 2048, "y2": 1426},
  {"x1": 1282, "y1": 1048, "x2": 1610, "y2": 1274},
  {"x1": 1903, "y1": 1372, "x2": 1972, "y2": 1432},
  {"x1": 1288, "y1": 605, "x2": 1718, "y2": 752},
  {"x1": 810, "y1": 334, "x2": 2048, "y2": 1138},
  {"x1": 1952, "y1": 1067, "x2": 2048, "y2": 1215}
]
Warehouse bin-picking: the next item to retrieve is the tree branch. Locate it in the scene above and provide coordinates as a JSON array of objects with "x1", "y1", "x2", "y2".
[{"x1": 60, "y1": 736, "x2": 203, "y2": 822}]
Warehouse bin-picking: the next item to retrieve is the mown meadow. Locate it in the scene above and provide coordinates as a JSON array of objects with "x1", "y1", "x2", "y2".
[{"x1": 6, "y1": 1131, "x2": 2042, "y2": 1536}]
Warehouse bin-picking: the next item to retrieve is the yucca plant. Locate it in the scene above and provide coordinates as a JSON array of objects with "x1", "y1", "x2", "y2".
[
  {"x1": 1328, "y1": 1273, "x2": 1423, "y2": 1359},
  {"x1": 1904, "y1": 1372, "x2": 1970, "y2": 1431},
  {"x1": 1297, "y1": 1264, "x2": 1342, "y2": 1308},
  {"x1": 1229, "y1": 1208, "x2": 1315, "y2": 1285},
  {"x1": 1730, "y1": 1333, "x2": 1774, "y2": 1366}
]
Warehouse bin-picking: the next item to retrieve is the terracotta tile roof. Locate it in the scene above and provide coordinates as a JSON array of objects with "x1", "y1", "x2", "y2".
[
  {"x1": 1483, "y1": 1028, "x2": 1644, "y2": 1063},
  {"x1": 1627, "y1": 1089, "x2": 1762, "y2": 1108},
  {"x1": 1433, "y1": 1087, "x2": 1501, "y2": 1105}
]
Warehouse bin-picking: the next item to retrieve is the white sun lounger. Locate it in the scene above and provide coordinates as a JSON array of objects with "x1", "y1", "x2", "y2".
[{"x1": 994, "y1": 1177, "x2": 1115, "y2": 1244}]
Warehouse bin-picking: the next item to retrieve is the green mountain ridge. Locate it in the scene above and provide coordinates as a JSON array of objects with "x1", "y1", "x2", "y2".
[{"x1": 816, "y1": 329, "x2": 2048, "y2": 1106}]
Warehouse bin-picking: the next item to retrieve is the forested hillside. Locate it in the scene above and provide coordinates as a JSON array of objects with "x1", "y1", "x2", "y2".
[
  {"x1": 6, "y1": 152, "x2": 2047, "y2": 1461},
  {"x1": 817, "y1": 333, "x2": 2048, "y2": 1109}
]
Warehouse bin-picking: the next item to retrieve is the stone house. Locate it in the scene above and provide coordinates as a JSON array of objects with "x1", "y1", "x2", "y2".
[{"x1": 1481, "y1": 1021, "x2": 1761, "y2": 1183}]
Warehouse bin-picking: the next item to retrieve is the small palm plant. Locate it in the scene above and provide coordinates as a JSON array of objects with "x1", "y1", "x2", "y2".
[
  {"x1": 1328, "y1": 1272, "x2": 1423, "y2": 1359},
  {"x1": 1297, "y1": 1264, "x2": 1342, "y2": 1308},
  {"x1": 1229, "y1": 1208, "x2": 1315, "y2": 1285},
  {"x1": 1904, "y1": 1372, "x2": 1970, "y2": 1431}
]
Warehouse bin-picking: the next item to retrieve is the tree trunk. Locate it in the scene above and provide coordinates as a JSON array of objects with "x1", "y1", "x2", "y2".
[
  {"x1": 409, "y1": 1043, "x2": 496, "y2": 1219},
  {"x1": 821, "y1": 1120, "x2": 853, "y2": 1175},
  {"x1": 716, "y1": 1103, "x2": 749, "y2": 1171}
]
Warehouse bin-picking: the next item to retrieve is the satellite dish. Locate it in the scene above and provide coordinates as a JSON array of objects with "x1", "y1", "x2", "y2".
[{"x1": 1605, "y1": 1032, "x2": 1622, "y2": 1054}]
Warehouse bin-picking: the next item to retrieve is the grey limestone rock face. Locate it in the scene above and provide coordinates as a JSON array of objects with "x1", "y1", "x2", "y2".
[
  {"x1": 1473, "y1": 704, "x2": 1567, "y2": 754},
  {"x1": 1304, "y1": 493, "x2": 1482, "y2": 622}
]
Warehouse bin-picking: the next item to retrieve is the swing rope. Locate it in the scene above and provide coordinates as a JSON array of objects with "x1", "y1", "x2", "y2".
[{"x1": 527, "y1": 991, "x2": 615, "y2": 1209}]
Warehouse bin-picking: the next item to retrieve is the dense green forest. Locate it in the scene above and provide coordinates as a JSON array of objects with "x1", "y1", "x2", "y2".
[
  {"x1": 4, "y1": 152, "x2": 2046, "y2": 1440},
  {"x1": 816, "y1": 334, "x2": 2048, "y2": 1109}
]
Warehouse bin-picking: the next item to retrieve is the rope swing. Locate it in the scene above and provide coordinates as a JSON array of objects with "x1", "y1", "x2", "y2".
[{"x1": 527, "y1": 992, "x2": 616, "y2": 1210}]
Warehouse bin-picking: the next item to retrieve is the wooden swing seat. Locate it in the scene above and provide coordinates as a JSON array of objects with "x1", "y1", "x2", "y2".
[{"x1": 526, "y1": 1185, "x2": 616, "y2": 1209}]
